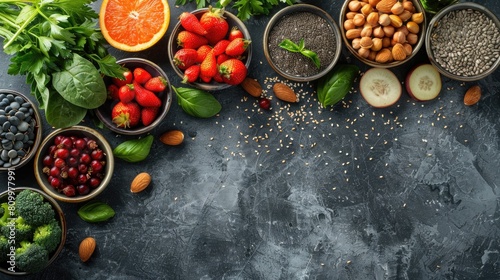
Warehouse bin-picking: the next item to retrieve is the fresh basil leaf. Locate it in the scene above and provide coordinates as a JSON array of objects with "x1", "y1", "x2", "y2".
[
  {"x1": 279, "y1": 38, "x2": 320, "y2": 68},
  {"x1": 113, "y1": 135, "x2": 154, "y2": 163},
  {"x1": 44, "y1": 91, "x2": 87, "y2": 128},
  {"x1": 77, "y1": 201, "x2": 115, "y2": 223},
  {"x1": 52, "y1": 53, "x2": 107, "y2": 109},
  {"x1": 317, "y1": 64, "x2": 359, "y2": 107},
  {"x1": 278, "y1": 39, "x2": 301, "y2": 52},
  {"x1": 172, "y1": 86, "x2": 222, "y2": 118}
]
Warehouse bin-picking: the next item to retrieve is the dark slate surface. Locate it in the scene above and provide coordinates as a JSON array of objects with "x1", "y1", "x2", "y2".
[{"x1": 1, "y1": 0, "x2": 500, "y2": 279}]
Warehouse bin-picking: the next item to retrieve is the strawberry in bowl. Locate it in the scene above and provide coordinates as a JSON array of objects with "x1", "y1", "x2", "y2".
[
  {"x1": 95, "y1": 58, "x2": 173, "y2": 136},
  {"x1": 168, "y1": 7, "x2": 252, "y2": 91}
]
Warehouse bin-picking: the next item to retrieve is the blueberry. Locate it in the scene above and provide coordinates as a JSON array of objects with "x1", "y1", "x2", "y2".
[
  {"x1": 17, "y1": 121, "x2": 29, "y2": 132},
  {"x1": 14, "y1": 96, "x2": 24, "y2": 103},
  {"x1": 7, "y1": 149, "x2": 17, "y2": 159},
  {"x1": 6, "y1": 94, "x2": 14, "y2": 101},
  {"x1": 0, "y1": 115, "x2": 7, "y2": 124},
  {"x1": 3, "y1": 162, "x2": 11, "y2": 168},
  {"x1": 2, "y1": 122, "x2": 10, "y2": 131},
  {"x1": 5, "y1": 132, "x2": 14, "y2": 141},
  {"x1": 9, "y1": 126, "x2": 17, "y2": 134},
  {"x1": 21, "y1": 102, "x2": 31, "y2": 108},
  {"x1": 2, "y1": 142, "x2": 12, "y2": 150},
  {"x1": 9, "y1": 116, "x2": 19, "y2": 126},
  {"x1": 15, "y1": 132, "x2": 24, "y2": 141},
  {"x1": 15, "y1": 111, "x2": 25, "y2": 120},
  {"x1": 13, "y1": 141, "x2": 23, "y2": 150},
  {"x1": 17, "y1": 150, "x2": 25, "y2": 157},
  {"x1": 11, "y1": 157, "x2": 20, "y2": 165},
  {"x1": 10, "y1": 102, "x2": 20, "y2": 110},
  {"x1": 1, "y1": 150, "x2": 9, "y2": 161}
]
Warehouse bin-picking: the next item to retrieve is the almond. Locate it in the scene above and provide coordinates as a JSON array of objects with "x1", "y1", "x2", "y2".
[
  {"x1": 392, "y1": 43, "x2": 407, "y2": 61},
  {"x1": 79, "y1": 237, "x2": 96, "y2": 262},
  {"x1": 273, "y1": 83, "x2": 298, "y2": 103},
  {"x1": 240, "y1": 77, "x2": 262, "y2": 97},
  {"x1": 376, "y1": 0, "x2": 397, "y2": 13},
  {"x1": 464, "y1": 85, "x2": 481, "y2": 106},
  {"x1": 130, "y1": 172, "x2": 151, "y2": 193},
  {"x1": 375, "y1": 48, "x2": 392, "y2": 63},
  {"x1": 160, "y1": 130, "x2": 184, "y2": 146}
]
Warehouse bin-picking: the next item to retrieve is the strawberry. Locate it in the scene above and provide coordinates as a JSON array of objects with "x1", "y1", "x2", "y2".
[
  {"x1": 174, "y1": 48, "x2": 198, "y2": 70},
  {"x1": 107, "y1": 84, "x2": 120, "y2": 100},
  {"x1": 228, "y1": 26, "x2": 244, "y2": 41},
  {"x1": 111, "y1": 101, "x2": 141, "y2": 128},
  {"x1": 144, "y1": 76, "x2": 168, "y2": 92},
  {"x1": 213, "y1": 71, "x2": 224, "y2": 83},
  {"x1": 212, "y1": 39, "x2": 230, "y2": 56},
  {"x1": 216, "y1": 53, "x2": 231, "y2": 65},
  {"x1": 196, "y1": 45, "x2": 212, "y2": 64},
  {"x1": 225, "y1": 38, "x2": 251, "y2": 57},
  {"x1": 199, "y1": 7, "x2": 229, "y2": 45},
  {"x1": 133, "y1": 81, "x2": 162, "y2": 107},
  {"x1": 179, "y1": 12, "x2": 207, "y2": 36},
  {"x1": 133, "y1": 67, "x2": 152, "y2": 84},
  {"x1": 219, "y1": 58, "x2": 247, "y2": 85},
  {"x1": 177, "y1": 30, "x2": 208, "y2": 50},
  {"x1": 112, "y1": 70, "x2": 133, "y2": 87},
  {"x1": 118, "y1": 84, "x2": 135, "y2": 103},
  {"x1": 141, "y1": 106, "x2": 160, "y2": 126},
  {"x1": 200, "y1": 75, "x2": 212, "y2": 83},
  {"x1": 200, "y1": 50, "x2": 217, "y2": 79},
  {"x1": 182, "y1": 64, "x2": 201, "y2": 83}
]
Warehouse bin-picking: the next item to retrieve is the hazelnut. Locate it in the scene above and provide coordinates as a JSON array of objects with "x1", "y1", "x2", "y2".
[
  {"x1": 348, "y1": 0, "x2": 362, "y2": 12},
  {"x1": 366, "y1": 12, "x2": 379, "y2": 27},
  {"x1": 373, "y1": 26, "x2": 385, "y2": 38},
  {"x1": 361, "y1": 3, "x2": 373, "y2": 16},
  {"x1": 368, "y1": 50, "x2": 377, "y2": 61},
  {"x1": 399, "y1": 10, "x2": 412, "y2": 21},
  {"x1": 344, "y1": 19, "x2": 356, "y2": 30},
  {"x1": 378, "y1": 14, "x2": 391, "y2": 26},
  {"x1": 391, "y1": 2, "x2": 404, "y2": 15},
  {"x1": 352, "y1": 38, "x2": 362, "y2": 49},
  {"x1": 389, "y1": 15, "x2": 403, "y2": 28},
  {"x1": 361, "y1": 25, "x2": 373, "y2": 37},
  {"x1": 402, "y1": 0, "x2": 415, "y2": 12},
  {"x1": 403, "y1": 43, "x2": 413, "y2": 55},
  {"x1": 346, "y1": 12, "x2": 358, "y2": 19},
  {"x1": 406, "y1": 21, "x2": 419, "y2": 34},
  {"x1": 397, "y1": 25, "x2": 409, "y2": 36},
  {"x1": 375, "y1": 48, "x2": 392, "y2": 63},
  {"x1": 353, "y1": 13, "x2": 366, "y2": 26},
  {"x1": 392, "y1": 43, "x2": 407, "y2": 61},
  {"x1": 358, "y1": 47, "x2": 370, "y2": 58},
  {"x1": 346, "y1": 28, "x2": 362, "y2": 39},
  {"x1": 406, "y1": 33, "x2": 418, "y2": 45},
  {"x1": 360, "y1": 36, "x2": 374, "y2": 49},
  {"x1": 371, "y1": 38, "x2": 383, "y2": 51},
  {"x1": 393, "y1": 31, "x2": 406, "y2": 44},
  {"x1": 411, "y1": 12, "x2": 424, "y2": 24},
  {"x1": 383, "y1": 25, "x2": 395, "y2": 37},
  {"x1": 382, "y1": 37, "x2": 391, "y2": 48}
]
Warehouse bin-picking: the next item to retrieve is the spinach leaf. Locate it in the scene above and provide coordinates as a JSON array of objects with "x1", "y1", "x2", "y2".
[
  {"x1": 45, "y1": 92, "x2": 87, "y2": 128},
  {"x1": 172, "y1": 86, "x2": 222, "y2": 118},
  {"x1": 77, "y1": 201, "x2": 115, "y2": 223},
  {"x1": 52, "y1": 53, "x2": 107, "y2": 109},
  {"x1": 317, "y1": 64, "x2": 359, "y2": 107}
]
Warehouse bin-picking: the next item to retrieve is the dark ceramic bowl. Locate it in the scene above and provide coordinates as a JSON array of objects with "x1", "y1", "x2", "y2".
[
  {"x1": 0, "y1": 187, "x2": 66, "y2": 276},
  {"x1": 0, "y1": 89, "x2": 42, "y2": 172},
  {"x1": 339, "y1": 0, "x2": 426, "y2": 68},
  {"x1": 34, "y1": 126, "x2": 114, "y2": 203},
  {"x1": 425, "y1": 2, "x2": 500, "y2": 81},
  {"x1": 168, "y1": 8, "x2": 252, "y2": 91},
  {"x1": 95, "y1": 58, "x2": 173, "y2": 135},
  {"x1": 263, "y1": 4, "x2": 342, "y2": 82}
]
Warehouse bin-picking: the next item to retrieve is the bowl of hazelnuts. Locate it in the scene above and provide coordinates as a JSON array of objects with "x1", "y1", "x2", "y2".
[{"x1": 339, "y1": 0, "x2": 426, "y2": 68}]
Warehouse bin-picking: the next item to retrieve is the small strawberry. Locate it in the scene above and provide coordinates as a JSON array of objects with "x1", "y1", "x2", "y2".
[
  {"x1": 118, "y1": 84, "x2": 135, "y2": 103},
  {"x1": 199, "y1": 7, "x2": 229, "y2": 45},
  {"x1": 174, "y1": 48, "x2": 198, "y2": 70},
  {"x1": 111, "y1": 101, "x2": 141, "y2": 128},
  {"x1": 141, "y1": 106, "x2": 160, "y2": 126},
  {"x1": 133, "y1": 81, "x2": 162, "y2": 107},
  {"x1": 219, "y1": 58, "x2": 247, "y2": 85},
  {"x1": 216, "y1": 53, "x2": 231, "y2": 65},
  {"x1": 200, "y1": 50, "x2": 217, "y2": 79},
  {"x1": 112, "y1": 70, "x2": 133, "y2": 87},
  {"x1": 144, "y1": 76, "x2": 168, "y2": 92},
  {"x1": 196, "y1": 45, "x2": 213, "y2": 64},
  {"x1": 228, "y1": 26, "x2": 244, "y2": 41},
  {"x1": 182, "y1": 64, "x2": 201, "y2": 83},
  {"x1": 179, "y1": 12, "x2": 207, "y2": 36},
  {"x1": 107, "y1": 84, "x2": 120, "y2": 100},
  {"x1": 225, "y1": 38, "x2": 251, "y2": 57},
  {"x1": 177, "y1": 30, "x2": 209, "y2": 50},
  {"x1": 212, "y1": 39, "x2": 230, "y2": 56},
  {"x1": 133, "y1": 67, "x2": 152, "y2": 84}
]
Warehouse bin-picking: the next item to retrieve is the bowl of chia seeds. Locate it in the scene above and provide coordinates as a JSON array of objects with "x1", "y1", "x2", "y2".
[
  {"x1": 426, "y1": 2, "x2": 500, "y2": 81},
  {"x1": 0, "y1": 90, "x2": 42, "y2": 171},
  {"x1": 263, "y1": 4, "x2": 342, "y2": 82}
]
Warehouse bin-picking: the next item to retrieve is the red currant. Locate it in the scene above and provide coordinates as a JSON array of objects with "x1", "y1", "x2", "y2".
[
  {"x1": 67, "y1": 167, "x2": 79, "y2": 179},
  {"x1": 74, "y1": 138, "x2": 86, "y2": 150},
  {"x1": 77, "y1": 184, "x2": 90, "y2": 195},
  {"x1": 78, "y1": 164, "x2": 88, "y2": 174},
  {"x1": 86, "y1": 139, "x2": 98, "y2": 150},
  {"x1": 67, "y1": 157, "x2": 78, "y2": 167},
  {"x1": 62, "y1": 185, "x2": 76, "y2": 197},
  {"x1": 54, "y1": 148, "x2": 69, "y2": 159},
  {"x1": 91, "y1": 149, "x2": 104, "y2": 160},
  {"x1": 80, "y1": 153, "x2": 91, "y2": 164},
  {"x1": 58, "y1": 137, "x2": 73, "y2": 149},
  {"x1": 49, "y1": 166, "x2": 61, "y2": 177},
  {"x1": 89, "y1": 177, "x2": 101, "y2": 188},
  {"x1": 50, "y1": 177, "x2": 62, "y2": 189},
  {"x1": 54, "y1": 158, "x2": 66, "y2": 169},
  {"x1": 259, "y1": 98, "x2": 271, "y2": 110},
  {"x1": 42, "y1": 155, "x2": 53, "y2": 167},
  {"x1": 90, "y1": 160, "x2": 103, "y2": 173},
  {"x1": 77, "y1": 174, "x2": 88, "y2": 184}
]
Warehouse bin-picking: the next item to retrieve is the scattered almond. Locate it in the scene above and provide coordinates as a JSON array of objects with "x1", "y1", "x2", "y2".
[
  {"x1": 160, "y1": 130, "x2": 184, "y2": 146},
  {"x1": 79, "y1": 237, "x2": 96, "y2": 262},
  {"x1": 240, "y1": 77, "x2": 262, "y2": 97},
  {"x1": 130, "y1": 172, "x2": 152, "y2": 193},
  {"x1": 273, "y1": 83, "x2": 298, "y2": 103},
  {"x1": 464, "y1": 85, "x2": 481, "y2": 106}
]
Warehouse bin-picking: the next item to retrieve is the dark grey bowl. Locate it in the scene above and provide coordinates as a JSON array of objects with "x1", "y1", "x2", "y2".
[{"x1": 95, "y1": 58, "x2": 173, "y2": 135}]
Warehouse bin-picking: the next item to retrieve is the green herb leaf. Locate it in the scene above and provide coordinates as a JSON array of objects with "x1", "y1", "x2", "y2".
[
  {"x1": 317, "y1": 64, "x2": 359, "y2": 107},
  {"x1": 77, "y1": 201, "x2": 115, "y2": 223},
  {"x1": 113, "y1": 135, "x2": 154, "y2": 163},
  {"x1": 44, "y1": 91, "x2": 88, "y2": 128},
  {"x1": 172, "y1": 86, "x2": 222, "y2": 118},
  {"x1": 279, "y1": 39, "x2": 320, "y2": 68}
]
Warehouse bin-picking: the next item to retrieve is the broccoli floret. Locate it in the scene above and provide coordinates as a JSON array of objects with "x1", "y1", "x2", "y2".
[
  {"x1": 0, "y1": 235, "x2": 10, "y2": 263},
  {"x1": 15, "y1": 190, "x2": 55, "y2": 227},
  {"x1": 0, "y1": 216, "x2": 33, "y2": 241},
  {"x1": 15, "y1": 241, "x2": 49, "y2": 273},
  {"x1": 0, "y1": 202, "x2": 10, "y2": 226},
  {"x1": 33, "y1": 219, "x2": 62, "y2": 253}
]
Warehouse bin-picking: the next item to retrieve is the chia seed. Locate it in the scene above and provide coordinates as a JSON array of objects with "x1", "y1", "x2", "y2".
[
  {"x1": 430, "y1": 8, "x2": 500, "y2": 77},
  {"x1": 267, "y1": 12, "x2": 337, "y2": 78}
]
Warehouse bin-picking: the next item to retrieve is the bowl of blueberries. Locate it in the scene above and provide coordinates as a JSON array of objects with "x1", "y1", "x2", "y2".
[{"x1": 0, "y1": 89, "x2": 42, "y2": 171}]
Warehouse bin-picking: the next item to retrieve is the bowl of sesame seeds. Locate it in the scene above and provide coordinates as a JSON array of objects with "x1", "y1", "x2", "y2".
[{"x1": 425, "y1": 2, "x2": 500, "y2": 81}]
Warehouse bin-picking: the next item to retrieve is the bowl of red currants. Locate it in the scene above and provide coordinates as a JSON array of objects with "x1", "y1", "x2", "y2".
[{"x1": 33, "y1": 126, "x2": 114, "y2": 203}]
